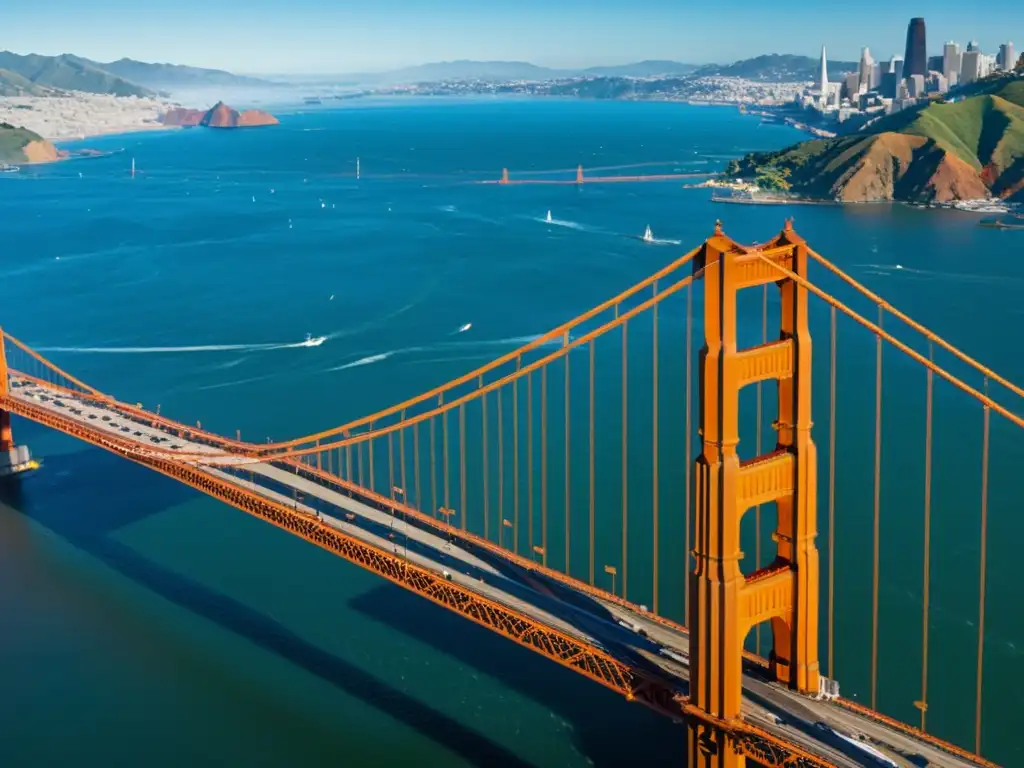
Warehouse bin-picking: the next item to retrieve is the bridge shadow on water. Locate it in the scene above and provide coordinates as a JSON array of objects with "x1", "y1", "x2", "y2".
[
  {"x1": 3, "y1": 447, "x2": 552, "y2": 768},
  {"x1": 350, "y1": 583, "x2": 684, "y2": 767}
]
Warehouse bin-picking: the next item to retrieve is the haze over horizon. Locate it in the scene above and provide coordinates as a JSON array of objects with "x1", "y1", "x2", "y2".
[{"x1": 6, "y1": 0, "x2": 1023, "y2": 76}]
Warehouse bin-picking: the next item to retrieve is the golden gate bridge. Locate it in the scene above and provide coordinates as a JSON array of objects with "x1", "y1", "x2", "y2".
[{"x1": 1, "y1": 220, "x2": 1016, "y2": 767}]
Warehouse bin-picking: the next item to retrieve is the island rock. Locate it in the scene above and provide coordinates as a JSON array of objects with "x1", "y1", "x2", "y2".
[{"x1": 159, "y1": 101, "x2": 278, "y2": 129}]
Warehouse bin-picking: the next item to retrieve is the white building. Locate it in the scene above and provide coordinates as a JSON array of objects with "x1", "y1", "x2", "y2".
[
  {"x1": 960, "y1": 50, "x2": 982, "y2": 84},
  {"x1": 943, "y1": 41, "x2": 961, "y2": 84}
]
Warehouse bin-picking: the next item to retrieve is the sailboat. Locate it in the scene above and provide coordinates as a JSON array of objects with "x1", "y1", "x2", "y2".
[
  {"x1": 546, "y1": 210, "x2": 553, "y2": 223},
  {"x1": 642, "y1": 225, "x2": 654, "y2": 243}
]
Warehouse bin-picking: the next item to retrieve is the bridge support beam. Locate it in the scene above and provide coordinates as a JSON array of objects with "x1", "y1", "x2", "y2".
[
  {"x1": 0, "y1": 327, "x2": 36, "y2": 478},
  {"x1": 687, "y1": 221, "x2": 821, "y2": 768},
  {"x1": 688, "y1": 223, "x2": 747, "y2": 768}
]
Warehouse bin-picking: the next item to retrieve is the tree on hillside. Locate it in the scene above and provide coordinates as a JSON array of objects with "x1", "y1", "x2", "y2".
[{"x1": 1016, "y1": 52, "x2": 1024, "y2": 72}]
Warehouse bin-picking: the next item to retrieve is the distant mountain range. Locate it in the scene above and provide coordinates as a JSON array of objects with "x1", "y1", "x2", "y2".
[
  {"x1": 344, "y1": 54, "x2": 859, "y2": 85},
  {"x1": 0, "y1": 50, "x2": 862, "y2": 100},
  {"x1": 692, "y1": 54, "x2": 859, "y2": 82},
  {"x1": 351, "y1": 59, "x2": 700, "y2": 84},
  {"x1": 0, "y1": 51, "x2": 271, "y2": 97}
]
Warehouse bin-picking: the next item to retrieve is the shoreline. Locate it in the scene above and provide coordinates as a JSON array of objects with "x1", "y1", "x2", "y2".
[{"x1": 0, "y1": 92, "x2": 178, "y2": 147}]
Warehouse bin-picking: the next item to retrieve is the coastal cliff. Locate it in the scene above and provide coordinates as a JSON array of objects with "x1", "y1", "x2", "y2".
[
  {"x1": 160, "y1": 101, "x2": 278, "y2": 128},
  {"x1": 0, "y1": 122, "x2": 64, "y2": 164},
  {"x1": 725, "y1": 77, "x2": 1024, "y2": 203}
]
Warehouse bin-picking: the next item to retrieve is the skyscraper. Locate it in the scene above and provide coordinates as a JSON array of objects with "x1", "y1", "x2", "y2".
[
  {"x1": 961, "y1": 50, "x2": 982, "y2": 84},
  {"x1": 819, "y1": 45, "x2": 829, "y2": 97},
  {"x1": 943, "y1": 41, "x2": 961, "y2": 84},
  {"x1": 858, "y1": 47, "x2": 876, "y2": 90},
  {"x1": 903, "y1": 17, "x2": 927, "y2": 80},
  {"x1": 998, "y1": 42, "x2": 1016, "y2": 71},
  {"x1": 890, "y1": 55, "x2": 904, "y2": 85}
]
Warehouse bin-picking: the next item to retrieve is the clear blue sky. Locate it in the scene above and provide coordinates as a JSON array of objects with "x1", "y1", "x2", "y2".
[{"x1": 5, "y1": 0, "x2": 1022, "y2": 75}]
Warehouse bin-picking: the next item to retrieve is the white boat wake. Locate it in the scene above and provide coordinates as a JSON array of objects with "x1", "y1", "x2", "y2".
[
  {"x1": 36, "y1": 335, "x2": 327, "y2": 354},
  {"x1": 326, "y1": 334, "x2": 572, "y2": 374},
  {"x1": 536, "y1": 215, "x2": 586, "y2": 230}
]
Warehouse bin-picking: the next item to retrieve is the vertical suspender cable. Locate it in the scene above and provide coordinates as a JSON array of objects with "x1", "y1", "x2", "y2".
[
  {"x1": 756, "y1": 282, "x2": 767, "y2": 654},
  {"x1": 541, "y1": 365, "x2": 548, "y2": 565},
  {"x1": 413, "y1": 422, "x2": 421, "y2": 511},
  {"x1": 564, "y1": 331, "x2": 571, "y2": 575},
  {"x1": 976, "y1": 378, "x2": 990, "y2": 755},
  {"x1": 528, "y1": 370, "x2": 534, "y2": 552},
  {"x1": 919, "y1": 343, "x2": 933, "y2": 731},
  {"x1": 482, "y1": 378, "x2": 489, "y2": 541},
  {"x1": 460, "y1": 402, "x2": 467, "y2": 530},
  {"x1": 871, "y1": 307, "x2": 883, "y2": 711},
  {"x1": 652, "y1": 283, "x2": 660, "y2": 615},
  {"x1": 589, "y1": 339, "x2": 596, "y2": 586},
  {"x1": 621, "y1": 317, "x2": 629, "y2": 601},
  {"x1": 498, "y1": 387, "x2": 504, "y2": 542},
  {"x1": 684, "y1": 281, "x2": 693, "y2": 622},
  {"x1": 828, "y1": 304, "x2": 837, "y2": 677}
]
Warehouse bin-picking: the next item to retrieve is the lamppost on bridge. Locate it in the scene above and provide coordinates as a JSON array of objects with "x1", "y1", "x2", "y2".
[
  {"x1": 603, "y1": 564, "x2": 618, "y2": 597},
  {"x1": 438, "y1": 506, "x2": 456, "y2": 550},
  {"x1": 500, "y1": 518, "x2": 512, "y2": 549},
  {"x1": 532, "y1": 545, "x2": 545, "y2": 563},
  {"x1": 392, "y1": 486, "x2": 406, "y2": 557}
]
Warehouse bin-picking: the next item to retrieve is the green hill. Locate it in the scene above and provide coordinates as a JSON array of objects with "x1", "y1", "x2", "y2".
[
  {"x1": 0, "y1": 51, "x2": 152, "y2": 97},
  {"x1": 0, "y1": 68, "x2": 50, "y2": 96},
  {"x1": 0, "y1": 122, "x2": 52, "y2": 164},
  {"x1": 725, "y1": 76, "x2": 1024, "y2": 202}
]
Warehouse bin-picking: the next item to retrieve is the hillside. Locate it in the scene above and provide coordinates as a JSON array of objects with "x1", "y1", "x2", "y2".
[
  {"x1": 0, "y1": 122, "x2": 62, "y2": 164},
  {"x1": 0, "y1": 68, "x2": 49, "y2": 96},
  {"x1": 725, "y1": 77, "x2": 1024, "y2": 202},
  {"x1": 694, "y1": 54, "x2": 859, "y2": 82},
  {"x1": 582, "y1": 60, "x2": 698, "y2": 77},
  {"x1": 0, "y1": 52, "x2": 151, "y2": 96}
]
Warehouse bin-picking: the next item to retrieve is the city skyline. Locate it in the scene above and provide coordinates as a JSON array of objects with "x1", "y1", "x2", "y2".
[{"x1": 4, "y1": 0, "x2": 1023, "y2": 75}]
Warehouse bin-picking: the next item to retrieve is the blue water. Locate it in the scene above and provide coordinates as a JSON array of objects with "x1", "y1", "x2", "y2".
[{"x1": 2, "y1": 98, "x2": 1022, "y2": 766}]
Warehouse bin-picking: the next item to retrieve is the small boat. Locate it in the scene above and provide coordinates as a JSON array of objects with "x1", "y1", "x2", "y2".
[
  {"x1": 458, "y1": 323, "x2": 472, "y2": 333},
  {"x1": 300, "y1": 333, "x2": 327, "y2": 347},
  {"x1": 546, "y1": 210, "x2": 553, "y2": 223},
  {"x1": 642, "y1": 225, "x2": 654, "y2": 243},
  {"x1": 895, "y1": 264, "x2": 903, "y2": 270}
]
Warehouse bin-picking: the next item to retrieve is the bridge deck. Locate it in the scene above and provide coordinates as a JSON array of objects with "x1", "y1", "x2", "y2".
[{"x1": 7, "y1": 377, "x2": 989, "y2": 768}]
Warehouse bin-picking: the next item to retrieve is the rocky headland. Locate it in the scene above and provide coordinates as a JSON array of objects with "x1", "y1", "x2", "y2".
[
  {"x1": 159, "y1": 101, "x2": 278, "y2": 129},
  {"x1": 724, "y1": 77, "x2": 1024, "y2": 204},
  {"x1": 0, "y1": 122, "x2": 65, "y2": 165}
]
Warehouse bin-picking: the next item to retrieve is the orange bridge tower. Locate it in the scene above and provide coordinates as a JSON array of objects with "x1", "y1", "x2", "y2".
[{"x1": 688, "y1": 221, "x2": 821, "y2": 767}]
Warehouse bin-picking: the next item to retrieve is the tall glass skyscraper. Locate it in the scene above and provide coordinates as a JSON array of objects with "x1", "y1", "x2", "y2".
[{"x1": 903, "y1": 17, "x2": 927, "y2": 79}]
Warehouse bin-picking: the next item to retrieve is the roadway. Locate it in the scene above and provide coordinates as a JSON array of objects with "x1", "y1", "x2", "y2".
[{"x1": 7, "y1": 376, "x2": 990, "y2": 768}]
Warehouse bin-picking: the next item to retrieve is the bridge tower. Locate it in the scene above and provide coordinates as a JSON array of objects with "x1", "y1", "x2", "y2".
[
  {"x1": 688, "y1": 221, "x2": 821, "y2": 767},
  {"x1": 576, "y1": 164, "x2": 584, "y2": 184},
  {"x1": 0, "y1": 328, "x2": 36, "y2": 477}
]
